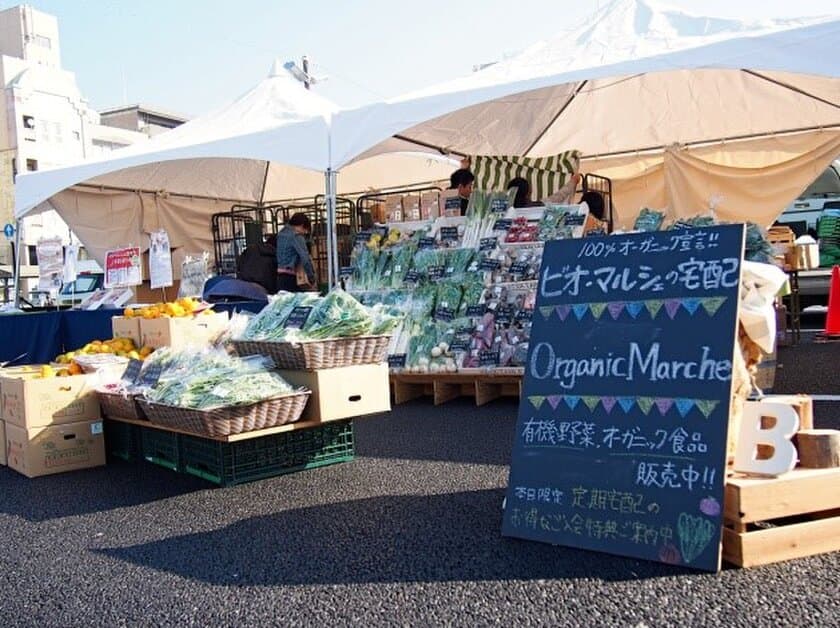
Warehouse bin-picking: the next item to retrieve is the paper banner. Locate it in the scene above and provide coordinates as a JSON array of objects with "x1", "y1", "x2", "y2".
[
  {"x1": 529, "y1": 396, "x2": 546, "y2": 410},
  {"x1": 645, "y1": 300, "x2": 664, "y2": 319},
  {"x1": 637, "y1": 397, "x2": 655, "y2": 415},
  {"x1": 589, "y1": 302, "x2": 607, "y2": 319},
  {"x1": 618, "y1": 397, "x2": 635, "y2": 413},
  {"x1": 582, "y1": 396, "x2": 601, "y2": 411},
  {"x1": 547, "y1": 395, "x2": 562, "y2": 410},
  {"x1": 701, "y1": 297, "x2": 726, "y2": 316},
  {"x1": 682, "y1": 298, "x2": 701, "y2": 315},
  {"x1": 655, "y1": 398, "x2": 674, "y2": 415},
  {"x1": 601, "y1": 396, "x2": 617, "y2": 413},
  {"x1": 664, "y1": 300, "x2": 682, "y2": 319},
  {"x1": 695, "y1": 399, "x2": 719, "y2": 418},
  {"x1": 675, "y1": 398, "x2": 695, "y2": 417},
  {"x1": 539, "y1": 306, "x2": 553, "y2": 320},
  {"x1": 626, "y1": 302, "x2": 644, "y2": 319},
  {"x1": 555, "y1": 304, "x2": 571, "y2": 321},
  {"x1": 573, "y1": 304, "x2": 589, "y2": 321},
  {"x1": 564, "y1": 395, "x2": 580, "y2": 410},
  {"x1": 607, "y1": 302, "x2": 625, "y2": 320}
]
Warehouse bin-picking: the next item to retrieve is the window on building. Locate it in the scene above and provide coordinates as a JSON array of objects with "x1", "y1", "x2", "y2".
[
  {"x1": 53, "y1": 122, "x2": 62, "y2": 143},
  {"x1": 26, "y1": 159, "x2": 37, "y2": 171},
  {"x1": 22, "y1": 115, "x2": 35, "y2": 130},
  {"x1": 34, "y1": 35, "x2": 51, "y2": 49},
  {"x1": 27, "y1": 245, "x2": 37, "y2": 265}
]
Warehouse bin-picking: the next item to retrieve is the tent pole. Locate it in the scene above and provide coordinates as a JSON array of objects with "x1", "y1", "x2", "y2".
[
  {"x1": 12, "y1": 219, "x2": 22, "y2": 308},
  {"x1": 324, "y1": 169, "x2": 339, "y2": 289}
]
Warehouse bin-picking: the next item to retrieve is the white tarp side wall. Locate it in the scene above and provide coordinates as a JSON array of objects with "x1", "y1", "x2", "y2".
[
  {"x1": 582, "y1": 129, "x2": 840, "y2": 229},
  {"x1": 15, "y1": 115, "x2": 331, "y2": 218}
]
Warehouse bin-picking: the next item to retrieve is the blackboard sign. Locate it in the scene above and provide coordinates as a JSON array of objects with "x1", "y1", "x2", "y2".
[
  {"x1": 479, "y1": 350, "x2": 500, "y2": 366},
  {"x1": 121, "y1": 359, "x2": 143, "y2": 384},
  {"x1": 427, "y1": 265, "x2": 445, "y2": 281},
  {"x1": 354, "y1": 231, "x2": 373, "y2": 246},
  {"x1": 449, "y1": 338, "x2": 471, "y2": 352},
  {"x1": 404, "y1": 270, "x2": 420, "y2": 284},
  {"x1": 479, "y1": 237, "x2": 498, "y2": 252},
  {"x1": 434, "y1": 307, "x2": 455, "y2": 322},
  {"x1": 509, "y1": 261, "x2": 531, "y2": 277},
  {"x1": 493, "y1": 219, "x2": 512, "y2": 232},
  {"x1": 495, "y1": 306, "x2": 514, "y2": 325},
  {"x1": 387, "y1": 354, "x2": 407, "y2": 368},
  {"x1": 418, "y1": 237, "x2": 436, "y2": 250},
  {"x1": 284, "y1": 306, "x2": 312, "y2": 329},
  {"x1": 491, "y1": 198, "x2": 509, "y2": 213},
  {"x1": 139, "y1": 362, "x2": 164, "y2": 388},
  {"x1": 502, "y1": 225, "x2": 744, "y2": 573},
  {"x1": 479, "y1": 258, "x2": 502, "y2": 271},
  {"x1": 514, "y1": 309, "x2": 533, "y2": 323},
  {"x1": 444, "y1": 197, "x2": 462, "y2": 214},
  {"x1": 465, "y1": 304, "x2": 486, "y2": 317},
  {"x1": 339, "y1": 266, "x2": 355, "y2": 278},
  {"x1": 439, "y1": 226, "x2": 460, "y2": 242}
]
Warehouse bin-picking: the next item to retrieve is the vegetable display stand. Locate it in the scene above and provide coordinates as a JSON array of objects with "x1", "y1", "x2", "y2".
[
  {"x1": 390, "y1": 372, "x2": 523, "y2": 406},
  {"x1": 722, "y1": 467, "x2": 840, "y2": 567},
  {"x1": 179, "y1": 420, "x2": 355, "y2": 486},
  {"x1": 104, "y1": 419, "x2": 142, "y2": 462},
  {"x1": 231, "y1": 335, "x2": 390, "y2": 370}
]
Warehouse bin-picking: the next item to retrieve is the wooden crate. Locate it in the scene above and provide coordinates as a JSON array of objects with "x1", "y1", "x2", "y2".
[
  {"x1": 391, "y1": 373, "x2": 522, "y2": 406},
  {"x1": 723, "y1": 467, "x2": 840, "y2": 567}
]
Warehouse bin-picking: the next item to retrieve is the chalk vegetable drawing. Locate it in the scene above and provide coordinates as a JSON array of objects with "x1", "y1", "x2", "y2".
[{"x1": 677, "y1": 513, "x2": 715, "y2": 564}]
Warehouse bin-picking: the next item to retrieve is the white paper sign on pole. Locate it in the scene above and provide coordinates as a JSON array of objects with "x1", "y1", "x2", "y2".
[
  {"x1": 36, "y1": 237, "x2": 64, "y2": 293},
  {"x1": 63, "y1": 244, "x2": 79, "y2": 285},
  {"x1": 104, "y1": 246, "x2": 142, "y2": 288},
  {"x1": 149, "y1": 229, "x2": 173, "y2": 290}
]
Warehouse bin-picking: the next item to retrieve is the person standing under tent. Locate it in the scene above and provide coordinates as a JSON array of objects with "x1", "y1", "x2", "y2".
[
  {"x1": 276, "y1": 213, "x2": 316, "y2": 292},
  {"x1": 449, "y1": 168, "x2": 475, "y2": 216}
]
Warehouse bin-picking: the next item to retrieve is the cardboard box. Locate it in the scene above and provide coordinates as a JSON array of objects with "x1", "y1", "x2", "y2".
[
  {"x1": 0, "y1": 365, "x2": 40, "y2": 420},
  {"x1": 785, "y1": 243, "x2": 820, "y2": 270},
  {"x1": 0, "y1": 372, "x2": 100, "y2": 428},
  {"x1": 112, "y1": 316, "x2": 142, "y2": 345},
  {"x1": 0, "y1": 421, "x2": 5, "y2": 466},
  {"x1": 139, "y1": 311, "x2": 229, "y2": 349},
  {"x1": 5, "y1": 420, "x2": 105, "y2": 478},
  {"x1": 278, "y1": 363, "x2": 391, "y2": 422}
]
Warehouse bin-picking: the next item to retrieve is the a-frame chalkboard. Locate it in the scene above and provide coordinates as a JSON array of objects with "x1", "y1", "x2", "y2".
[{"x1": 502, "y1": 224, "x2": 745, "y2": 572}]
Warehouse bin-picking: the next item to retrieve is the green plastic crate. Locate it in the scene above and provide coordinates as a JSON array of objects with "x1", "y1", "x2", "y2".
[
  {"x1": 140, "y1": 425, "x2": 182, "y2": 472},
  {"x1": 104, "y1": 419, "x2": 142, "y2": 462},
  {"x1": 179, "y1": 421, "x2": 355, "y2": 487}
]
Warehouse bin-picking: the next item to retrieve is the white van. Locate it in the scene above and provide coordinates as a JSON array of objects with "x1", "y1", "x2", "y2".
[{"x1": 777, "y1": 160, "x2": 840, "y2": 236}]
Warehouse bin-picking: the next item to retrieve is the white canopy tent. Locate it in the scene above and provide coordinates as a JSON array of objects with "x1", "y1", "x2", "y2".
[{"x1": 332, "y1": 0, "x2": 840, "y2": 255}]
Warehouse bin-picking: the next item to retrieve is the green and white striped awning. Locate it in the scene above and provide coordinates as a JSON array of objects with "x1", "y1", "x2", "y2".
[{"x1": 471, "y1": 151, "x2": 581, "y2": 200}]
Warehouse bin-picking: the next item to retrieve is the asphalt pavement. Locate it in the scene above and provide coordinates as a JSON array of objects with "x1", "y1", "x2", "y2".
[{"x1": 0, "y1": 335, "x2": 837, "y2": 627}]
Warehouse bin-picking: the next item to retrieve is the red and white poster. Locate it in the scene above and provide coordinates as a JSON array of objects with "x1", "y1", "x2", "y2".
[{"x1": 104, "y1": 246, "x2": 142, "y2": 288}]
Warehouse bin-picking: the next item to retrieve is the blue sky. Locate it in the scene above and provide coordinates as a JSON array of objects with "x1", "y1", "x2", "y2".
[{"x1": 2, "y1": 0, "x2": 837, "y2": 117}]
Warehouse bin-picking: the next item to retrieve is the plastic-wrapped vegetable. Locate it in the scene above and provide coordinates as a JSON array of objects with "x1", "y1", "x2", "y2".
[
  {"x1": 301, "y1": 289, "x2": 373, "y2": 339},
  {"x1": 634, "y1": 208, "x2": 665, "y2": 232},
  {"x1": 239, "y1": 292, "x2": 318, "y2": 340}
]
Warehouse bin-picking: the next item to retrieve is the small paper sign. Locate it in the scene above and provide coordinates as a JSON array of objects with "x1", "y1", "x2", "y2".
[
  {"x1": 444, "y1": 197, "x2": 462, "y2": 214},
  {"x1": 496, "y1": 306, "x2": 514, "y2": 325},
  {"x1": 479, "y1": 350, "x2": 500, "y2": 367},
  {"x1": 515, "y1": 309, "x2": 533, "y2": 323},
  {"x1": 479, "y1": 258, "x2": 502, "y2": 271},
  {"x1": 479, "y1": 237, "x2": 498, "y2": 252},
  {"x1": 387, "y1": 354, "x2": 407, "y2": 368},
  {"x1": 404, "y1": 270, "x2": 420, "y2": 283},
  {"x1": 491, "y1": 198, "x2": 509, "y2": 213},
  {"x1": 139, "y1": 363, "x2": 163, "y2": 387},
  {"x1": 449, "y1": 339, "x2": 471, "y2": 352},
  {"x1": 284, "y1": 306, "x2": 312, "y2": 329},
  {"x1": 121, "y1": 359, "x2": 143, "y2": 383},
  {"x1": 418, "y1": 237, "x2": 436, "y2": 250},
  {"x1": 439, "y1": 226, "x2": 459, "y2": 242},
  {"x1": 427, "y1": 265, "x2": 445, "y2": 280},
  {"x1": 465, "y1": 304, "x2": 486, "y2": 317},
  {"x1": 509, "y1": 261, "x2": 531, "y2": 276},
  {"x1": 493, "y1": 219, "x2": 512, "y2": 232},
  {"x1": 105, "y1": 246, "x2": 142, "y2": 288}
]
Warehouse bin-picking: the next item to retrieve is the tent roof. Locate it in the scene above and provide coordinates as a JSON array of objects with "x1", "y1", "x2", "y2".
[
  {"x1": 331, "y1": 0, "x2": 839, "y2": 168},
  {"x1": 14, "y1": 61, "x2": 335, "y2": 218}
]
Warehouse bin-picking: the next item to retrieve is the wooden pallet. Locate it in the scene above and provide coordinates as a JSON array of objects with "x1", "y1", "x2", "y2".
[
  {"x1": 390, "y1": 373, "x2": 522, "y2": 406},
  {"x1": 723, "y1": 467, "x2": 840, "y2": 567}
]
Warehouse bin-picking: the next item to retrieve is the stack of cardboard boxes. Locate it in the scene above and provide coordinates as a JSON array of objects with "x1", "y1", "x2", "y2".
[
  {"x1": 111, "y1": 311, "x2": 229, "y2": 349},
  {"x1": 0, "y1": 368, "x2": 105, "y2": 478}
]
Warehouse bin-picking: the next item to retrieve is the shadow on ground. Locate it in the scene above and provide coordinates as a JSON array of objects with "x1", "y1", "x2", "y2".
[{"x1": 97, "y1": 488, "x2": 694, "y2": 586}]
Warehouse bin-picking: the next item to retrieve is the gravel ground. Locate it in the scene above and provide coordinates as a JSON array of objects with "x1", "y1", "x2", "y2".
[{"x1": 0, "y1": 336, "x2": 837, "y2": 627}]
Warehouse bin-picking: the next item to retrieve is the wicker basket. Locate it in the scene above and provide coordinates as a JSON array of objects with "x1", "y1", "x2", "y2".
[
  {"x1": 231, "y1": 335, "x2": 390, "y2": 370},
  {"x1": 98, "y1": 391, "x2": 147, "y2": 420},
  {"x1": 137, "y1": 391, "x2": 311, "y2": 438}
]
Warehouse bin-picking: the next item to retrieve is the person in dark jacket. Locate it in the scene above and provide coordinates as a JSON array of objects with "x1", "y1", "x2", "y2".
[
  {"x1": 236, "y1": 234, "x2": 278, "y2": 293},
  {"x1": 449, "y1": 168, "x2": 475, "y2": 215},
  {"x1": 276, "y1": 213, "x2": 316, "y2": 292}
]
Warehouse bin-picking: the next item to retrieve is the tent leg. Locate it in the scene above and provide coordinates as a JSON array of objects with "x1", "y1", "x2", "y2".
[
  {"x1": 324, "y1": 169, "x2": 339, "y2": 289},
  {"x1": 12, "y1": 219, "x2": 22, "y2": 308}
]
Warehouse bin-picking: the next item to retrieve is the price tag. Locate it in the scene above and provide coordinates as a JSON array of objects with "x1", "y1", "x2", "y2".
[
  {"x1": 563, "y1": 213, "x2": 586, "y2": 227},
  {"x1": 479, "y1": 258, "x2": 502, "y2": 271},
  {"x1": 492, "y1": 219, "x2": 512, "y2": 232},
  {"x1": 479, "y1": 350, "x2": 500, "y2": 367},
  {"x1": 515, "y1": 309, "x2": 533, "y2": 323},
  {"x1": 509, "y1": 261, "x2": 531, "y2": 276},
  {"x1": 456, "y1": 324, "x2": 476, "y2": 335},
  {"x1": 449, "y1": 339, "x2": 470, "y2": 352},
  {"x1": 434, "y1": 307, "x2": 455, "y2": 322},
  {"x1": 387, "y1": 354, "x2": 407, "y2": 368},
  {"x1": 339, "y1": 266, "x2": 355, "y2": 278},
  {"x1": 479, "y1": 237, "x2": 498, "y2": 252},
  {"x1": 418, "y1": 237, "x2": 436, "y2": 250},
  {"x1": 491, "y1": 198, "x2": 509, "y2": 213},
  {"x1": 585, "y1": 228, "x2": 607, "y2": 238},
  {"x1": 496, "y1": 306, "x2": 514, "y2": 325},
  {"x1": 139, "y1": 363, "x2": 163, "y2": 388},
  {"x1": 467, "y1": 261, "x2": 479, "y2": 272},
  {"x1": 284, "y1": 306, "x2": 312, "y2": 329},
  {"x1": 439, "y1": 226, "x2": 459, "y2": 242},
  {"x1": 465, "y1": 304, "x2": 486, "y2": 317},
  {"x1": 121, "y1": 359, "x2": 143, "y2": 384},
  {"x1": 427, "y1": 265, "x2": 445, "y2": 280},
  {"x1": 404, "y1": 270, "x2": 420, "y2": 284},
  {"x1": 444, "y1": 197, "x2": 462, "y2": 214}
]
